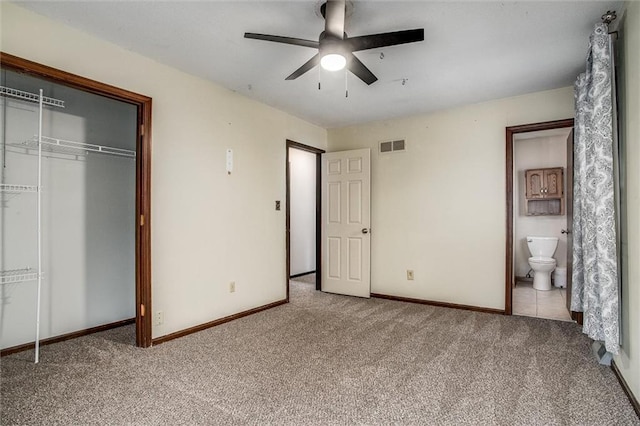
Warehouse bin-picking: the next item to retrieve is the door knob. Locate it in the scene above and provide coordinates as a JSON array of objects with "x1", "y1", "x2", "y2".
[
  {"x1": 561, "y1": 229, "x2": 571, "y2": 234},
  {"x1": 362, "y1": 228, "x2": 370, "y2": 234}
]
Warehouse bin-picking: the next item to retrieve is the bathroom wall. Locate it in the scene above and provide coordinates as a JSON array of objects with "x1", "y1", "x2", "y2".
[
  {"x1": 289, "y1": 148, "x2": 316, "y2": 276},
  {"x1": 513, "y1": 130, "x2": 570, "y2": 277}
]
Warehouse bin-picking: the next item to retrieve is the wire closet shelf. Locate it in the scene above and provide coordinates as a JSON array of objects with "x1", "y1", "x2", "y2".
[
  {"x1": 0, "y1": 269, "x2": 40, "y2": 285},
  {"x1": 1, "y1": 86, "x2": 59, "y2": 363},
  {"x1": 0, "y1": 184, "x2": 38, "y2": 193},
  {"x1": 25, "y1": 135, "x2": 136, "y2": 159},
  {"x1": 0, "y1": 86, "x2": 65, "y2": 108},
  {"x1": 0, "y1": 184, "x2": 38, "y2": 202},
  {"x1": 1, "y1": 83, "x2": 135, "y2": 362}
]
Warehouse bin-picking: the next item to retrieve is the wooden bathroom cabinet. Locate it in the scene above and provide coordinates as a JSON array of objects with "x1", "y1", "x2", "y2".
[{"x1": 524, "y1": 167, "x2": 564, "y2": 215}]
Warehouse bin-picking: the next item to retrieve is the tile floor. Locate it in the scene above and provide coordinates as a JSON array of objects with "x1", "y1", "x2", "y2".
[{"x1": 513, "y1": 279, "x2": 572, "y2": 321}]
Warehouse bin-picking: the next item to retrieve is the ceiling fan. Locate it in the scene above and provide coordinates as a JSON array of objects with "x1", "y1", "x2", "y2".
[{"x1": 244, "y1": 0, "x2": 424, "y2": 85}]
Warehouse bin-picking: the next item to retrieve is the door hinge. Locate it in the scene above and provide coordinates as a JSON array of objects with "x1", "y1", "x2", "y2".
[
  {"x1": 140, "y1": 304, "x2": 145, "y2": 317},
  {"x1": 140, "y1": 214, "x2": 145, "y2": 226},
  {"x1": 140, "y1": 124, "x2": 144, "y2": 136}
]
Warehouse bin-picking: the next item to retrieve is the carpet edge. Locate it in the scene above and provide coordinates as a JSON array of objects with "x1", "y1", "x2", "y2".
[
  {"x1": 371, "y1": 293, "x2": 505, "y2": 315},
  {"x1": 152, "y1": 299, "x2": 288, "y2": 346}
]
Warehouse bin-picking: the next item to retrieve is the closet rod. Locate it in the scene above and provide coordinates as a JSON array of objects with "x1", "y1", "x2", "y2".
[
  {"x1": 0, "y1": 86, "x2": 65, "y2": 108},
  {"x1": 27, "y1": 135, "x2": 136, "y2": 158}
]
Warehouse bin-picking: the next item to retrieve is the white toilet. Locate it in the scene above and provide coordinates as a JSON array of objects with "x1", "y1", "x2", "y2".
[{"x1": 526, "y1": 236, "x2": 559, "y2": 291}]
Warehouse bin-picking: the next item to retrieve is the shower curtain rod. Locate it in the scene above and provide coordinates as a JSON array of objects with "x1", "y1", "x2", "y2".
[
  {"x1": 601, "y1": 10, "x2": 617, "y2": 25},
  {"x1": 601, "y1": 10, "x2": 618, "y2": 38}
]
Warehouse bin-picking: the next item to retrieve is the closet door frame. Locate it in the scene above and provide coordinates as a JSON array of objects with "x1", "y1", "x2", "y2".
[{"x1": 0, "y1": 52, "x2": 153, "y2": 348}]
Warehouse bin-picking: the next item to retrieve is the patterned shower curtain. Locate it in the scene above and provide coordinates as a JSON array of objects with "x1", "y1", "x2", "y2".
[{"x1": 571, "y1": 23, "x2": 619, "y2": 354}]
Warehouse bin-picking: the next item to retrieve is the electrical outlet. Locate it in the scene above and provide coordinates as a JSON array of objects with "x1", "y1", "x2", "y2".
[
  {"x1": 154, "y1": 311, "x2": 164, "y2": 326},
  {"x1": 407, "y1": 270, "x2": 414, "y2": 280},
  {"x1": 230, "y1": 281, "x2": 236, "y2": 293}
]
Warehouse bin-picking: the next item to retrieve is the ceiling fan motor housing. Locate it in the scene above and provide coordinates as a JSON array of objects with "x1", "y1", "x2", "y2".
[{"x1": 319, "y1": 31, "x2": 348, "y2": 57}]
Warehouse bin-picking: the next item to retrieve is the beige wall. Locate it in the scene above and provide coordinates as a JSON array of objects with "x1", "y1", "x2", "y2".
[
  {"x1": 1, "y1": 3, "x2": 328, "y2": 339},
  {"x1": 513, "y1": 133, "x2": 569, "y2": 278},
  {"x1": 328, "y1": 87, "x2": 574, "y2": 310},
  {"x1": 615, "y1": 0, "x2": 640, "y2": 404}
]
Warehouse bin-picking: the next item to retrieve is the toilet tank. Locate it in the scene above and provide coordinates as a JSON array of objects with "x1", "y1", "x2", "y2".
[{"x1": 526, "y1": 236, "x2": 559, "y2": 257}]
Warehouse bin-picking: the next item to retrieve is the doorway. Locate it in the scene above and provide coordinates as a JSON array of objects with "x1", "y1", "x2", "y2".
[
  {"x1": 511, "y1": 128, "x2": 572, "y2": 320},
  {"x1": 505, "y1": 119, "x2": 576, "y2": 320},
  {"x1": 285, "y1": 140, "x2": 324, "y2": 301},
  {"x1": 0, "y1": 52, "x2": 152, "y2": 349}
]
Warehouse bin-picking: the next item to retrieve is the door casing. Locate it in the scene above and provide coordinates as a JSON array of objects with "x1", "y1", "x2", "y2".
[
  {"x1": 285, "y1": 140, "x2": 325, "y2": 299},
  {"x1": 564, "y1": 129, "x2": 583, "y2": 324},
  {"x1": 505, "y1": 118, "x2": 574, "y2": 316}
]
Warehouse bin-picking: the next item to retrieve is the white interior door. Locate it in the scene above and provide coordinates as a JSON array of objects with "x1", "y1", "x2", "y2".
[{"x1": 321, "y1": 149, "x2": 371, "y2": 297}]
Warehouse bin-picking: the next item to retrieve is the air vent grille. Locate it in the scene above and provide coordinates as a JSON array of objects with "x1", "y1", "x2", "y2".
[
  {"x1": 393, "y1": 140, "x2": 405, "y2": 151},
  {"x1": 379, "y1": 139, "x2": 406, "y2": 154}
]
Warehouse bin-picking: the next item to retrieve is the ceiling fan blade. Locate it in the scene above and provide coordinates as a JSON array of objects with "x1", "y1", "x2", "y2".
[
  {"x1": 244, "y1": 33, "x2": 319, "y2": 49},
  {"x1": 347, "y1": 54, "x2": 378, "y2": 85},
  {"x1": 346, "y1": 29, "x2": 424, "y2": 52},
  {"x1": 324, "y1": 0, "x2": 346, "y2": 39},
  {"x1": 286, "y1": 53, "x2": 321, "y2": 80}
]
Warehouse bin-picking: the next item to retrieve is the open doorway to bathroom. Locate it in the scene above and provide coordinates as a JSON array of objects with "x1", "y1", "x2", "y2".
[
  {"x1": 505, "y1": 119, "x2": 579, "y2": 321},
  {"x1": 285, "y1": 140, "x2": 324, "y2": 300}
]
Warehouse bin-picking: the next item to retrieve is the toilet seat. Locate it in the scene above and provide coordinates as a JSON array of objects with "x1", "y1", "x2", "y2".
[{"x1": 528, "y1": 256, "x2": 556, "y2": 265}]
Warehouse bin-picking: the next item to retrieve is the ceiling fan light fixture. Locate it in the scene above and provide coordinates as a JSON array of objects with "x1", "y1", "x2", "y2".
[
  {"x1": 320, "y1": 53, "x2": 347, "y2": 71},
  {"x1": 244, "y1": 0, "x2": 424, "y2": 85}
]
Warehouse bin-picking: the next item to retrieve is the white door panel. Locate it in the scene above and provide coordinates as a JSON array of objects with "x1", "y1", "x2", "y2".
[{"x1": 321, "y1": 149, "x2": 371, "y2": 297}]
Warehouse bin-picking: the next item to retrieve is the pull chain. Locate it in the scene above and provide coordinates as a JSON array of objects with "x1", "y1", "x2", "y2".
[{"x1": 345, "y1": 69, "x2": 349, "y2": 98}]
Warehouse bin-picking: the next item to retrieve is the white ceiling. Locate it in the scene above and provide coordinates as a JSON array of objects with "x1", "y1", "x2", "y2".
[{"x1": 16, "y1": 1, "x2": 622, "y2": 128}]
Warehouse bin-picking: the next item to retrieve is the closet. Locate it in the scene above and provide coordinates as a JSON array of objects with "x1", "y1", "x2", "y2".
[{"x1": 0, "y1": 67, "x2": 137, "y2": 361}]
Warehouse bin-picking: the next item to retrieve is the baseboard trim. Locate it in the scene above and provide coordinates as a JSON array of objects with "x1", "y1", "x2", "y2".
[
  {"x1": 371, "y1": 293, "x2": 505, "y2": 315},
  {"x1": 611, "y1": 360, "x2": 640, "y2": 418},
  {"x1": 152, "y1": 299, "x2": 288, "y2": 346},
  {"x1": 290, "y1": 271, "x2": 316, "y2": 279},
  {"x1": 0, "y1": 318, "x2": 136, "y2": 357}
]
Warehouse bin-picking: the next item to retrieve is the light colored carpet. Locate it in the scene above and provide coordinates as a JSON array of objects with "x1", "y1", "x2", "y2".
[
  {"x1": 291, "y1": 272, "x2": 316, "y2": 285},
  {"x1": 1, "y1": 280, "x2": 638, "y2": 425}
]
